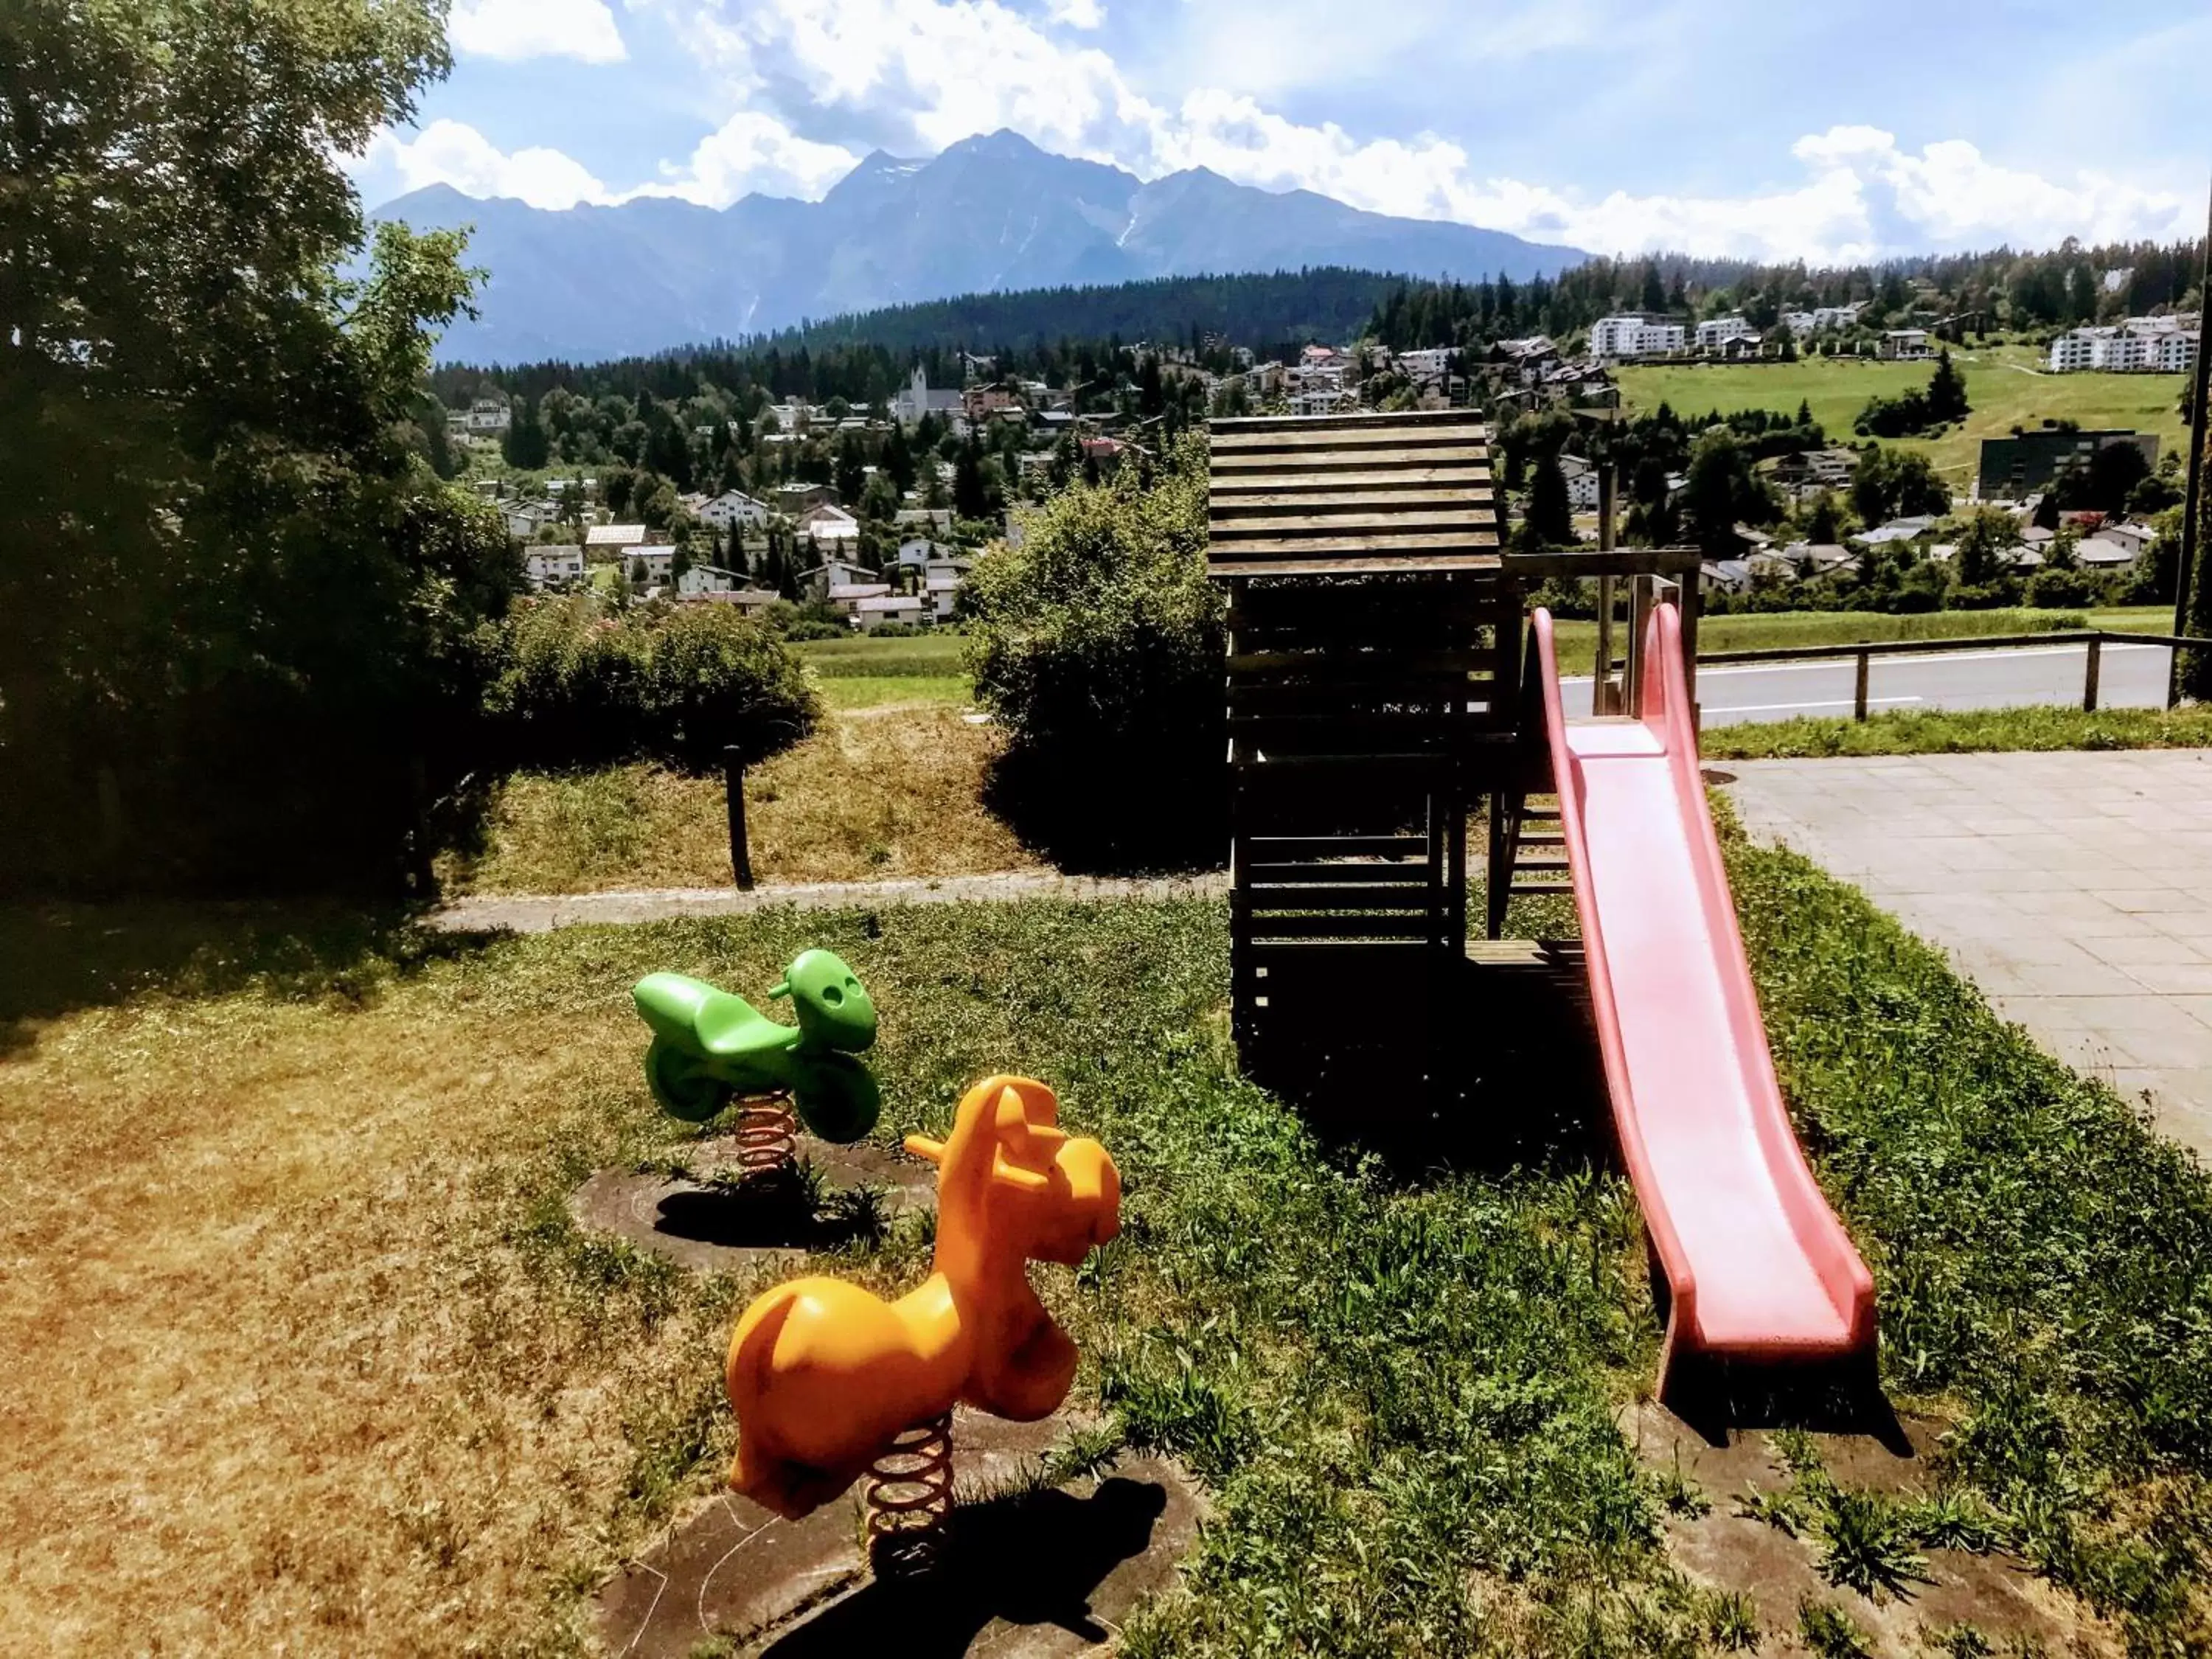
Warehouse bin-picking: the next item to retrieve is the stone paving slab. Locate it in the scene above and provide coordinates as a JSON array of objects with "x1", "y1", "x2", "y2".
[
  {"x1": 431, "y1": 871, "x2": 1230, "y2": 935},
  {"x1": 1722, "y1": 749, "x2": 2212, "y2": 1158}
]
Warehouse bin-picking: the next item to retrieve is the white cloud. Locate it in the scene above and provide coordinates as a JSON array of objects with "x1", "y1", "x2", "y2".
[
  {"x1": 413, "y1": 0, "x2": 2200, "y2": 260},
  {"x1": 361, "y1": 119, "x2": 614, "y2": 209},
  {"x1": 448, "y1": 0, "x2": 627, "y2": 63},
  {"x1": 638, "y1": 111, "x2": 862, "y2": 204}
]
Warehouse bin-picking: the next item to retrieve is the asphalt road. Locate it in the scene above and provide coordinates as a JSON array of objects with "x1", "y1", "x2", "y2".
[{"x1": 1559, "y1": 640, "x2": 2174, "y2": 727}]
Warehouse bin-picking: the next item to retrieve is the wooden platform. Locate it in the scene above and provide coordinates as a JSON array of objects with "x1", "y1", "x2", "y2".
[{"x1": 1208, "y1": 410, "x2": 1503, "y2": 577}]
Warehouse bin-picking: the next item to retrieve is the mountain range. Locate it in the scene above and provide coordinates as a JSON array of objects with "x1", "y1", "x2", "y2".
[{"x1": 370, "y1": 129, "x2": 1585, "y2": 364}]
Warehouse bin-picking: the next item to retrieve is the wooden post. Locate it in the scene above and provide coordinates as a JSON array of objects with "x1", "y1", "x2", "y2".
[
  {"x1": 94, "y1": 765, "x2": 124, "y2": 862},
  {"x1": 407, "y1": 754, "x2": 434, "y2": 896},
  {"x1": 2083, "y1": 635, "x2": 2103, "y2": 713},
  {"x1": 1853, "y1": 650, "x2": 1871, "y2": 722},
  {"x1": 2168, "y1": 175, "x2": 2212, "y2": 709},
  {"x1": 1624, "y1": 574, "x2": 1655, "y2": 712},
  {"x1": 723, "y1": 745, "x2": 755, "y2": 891},
  {"x1": 1679, "y1": 562, "x2": 1703, "y2": 734},
  {"x1": 1594, "y1": 463, "x2": 1617, "y2": 714}
]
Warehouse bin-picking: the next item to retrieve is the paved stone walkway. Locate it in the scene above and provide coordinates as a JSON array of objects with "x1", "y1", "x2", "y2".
[
  {"x1": 1724, "y1": 750, "x2": 2212, "y2": 1158},
  {"x1": 430, "y1": 869, "x2": 1228, "y2": 935}
]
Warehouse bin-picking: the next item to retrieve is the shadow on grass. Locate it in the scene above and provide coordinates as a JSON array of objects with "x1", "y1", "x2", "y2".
[
  {"x1": 1244, "y1": 944, "x2": 1615, "y2": 1178},
  {"x1": 764, "y1": 1478, "x2": 1168, "y2": 1656},
  {"x1": 979, "y1": 748, "x2": 1225, "y2": 878},
  {"x1": 0, "y1": 900, "x2": 503, "y2": 1057}
]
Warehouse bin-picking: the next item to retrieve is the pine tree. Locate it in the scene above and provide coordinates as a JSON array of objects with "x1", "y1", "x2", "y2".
[
  {"x1": 1523, "y1": 452, "x2": 1573, "y2": 549},
  {"x1": 1925, "y1": 349, "x2": 1970, "y2": 424}
]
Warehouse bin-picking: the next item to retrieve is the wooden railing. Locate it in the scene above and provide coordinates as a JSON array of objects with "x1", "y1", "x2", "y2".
[{"x1": 1687, "y1": 628, "x2": 2212, "y2": 720}]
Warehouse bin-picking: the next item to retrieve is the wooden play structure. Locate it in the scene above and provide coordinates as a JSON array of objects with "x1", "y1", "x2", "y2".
[
  {"x1": 1211, "y1": 411, "x2": 1876, "y2": 1399},
  {"x1": 1209, "y1": 408, "x2": 1700, "y2": 1064}
]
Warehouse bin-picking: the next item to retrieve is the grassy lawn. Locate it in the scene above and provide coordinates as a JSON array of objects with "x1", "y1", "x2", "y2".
[
  {"x1": 1705, "y1": 703, "x2": 2212, "y2": 760},
  {"x1": 7, "y1": 857, "x2": 2212, "y2": 1652},
  {"x1": 442, "y1": 706, "x2": 1034, "y2": 894},
  {"x1": 1616, "y1": 345, "x2": 2190, "y2": 484},
  {"x1": 797, "y1": 633, "x2": 970, "y2": 709}
]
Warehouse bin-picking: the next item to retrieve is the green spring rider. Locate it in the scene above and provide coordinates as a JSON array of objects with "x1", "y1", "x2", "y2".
[{"x1": 633, "y1": 950, "x2": 881, "y2": 1148}]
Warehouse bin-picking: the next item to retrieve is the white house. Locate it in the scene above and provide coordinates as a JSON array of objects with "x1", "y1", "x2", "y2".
[
  {"x1": 854, "y1": 594, "x2": 928, "y2": 632},
  {"x1": 523, "y1": 547, "x2": 585, "y2": 589},
  {"x1": 1398, "y1": 347, "x2": 1455, "y2": 382},
  {"x1": 696, "y1": 490, "x2": 772, "y2": 530},
  {"x1": 898, "y1": 537, "x2": 953, "y2": 566},
  {"x1": 1878, "y1": 329, "x2": 1934, "y2": 361},
  {"x1": 923, "y1": 567, "x2": 965, "y2": 622},
  {"x1": 2077, "y1": 535, "x2": 2143, "y2": 570},
  {"x1": 2049, "y1": 318, "x2": 2199, "y2": 373},
  {"x1": 584, "y1": 523, "x2": 649, "y2": 555},
  {"x1": 675, "y1": 564, "x2": 742, "y2": 598},
  {"x1": 461, "y1": 397, "x2": 510, "y2": 435},
  {"x1": 1695, "y1": 314, "x2": 1758, "y2": 349},
  {"x1": 1589, "y1": 316, "x2": 1687, "y2": 359},
  {"x1": 1557, "y1": 453, "x2": 1601, "y2": 511},
  {"x1": 827, "y1": 582, "x2": 893, "y2": 616},
  {"x1": 798, "y1": 502, "x2": 861, "y2": 546},
  {"x1": 624, "y1": 546, "x2": 677, "y2": 588},
  {"x1": 800, "y1": 557, "x2": 877, "y2": 601},
  {"x1": 2094, "y1": 520, "x2": 2160, "y2": 559},
  {"x1": 1701, "y1": 558, "x2": 1754, "y2": 594}
]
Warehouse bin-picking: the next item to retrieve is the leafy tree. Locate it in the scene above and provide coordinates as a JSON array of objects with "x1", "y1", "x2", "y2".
[
  {"x1": 1952, "y1": 507, "x2": 2017, "y2": 588},
  {"x1": 502, "y1": 392, "x2": 550, "y2": 469},
  {"x1": 953, "y1": 430, "x2": 992, "y2": 520},
  {"x1": 1680, "y1": 431, "x2": 1773, "y2": 555},
  {"x1": 1806, "y1": 492, "x2": 1843, "y2": 545},
  {"x1": 0, "y1": 0, "x2": 526, "y2": 894},
  {"x1": 1850, "y1": 447, "x2": 1950, "y2": 526},
  {"x1": 1522, "y1": 451, "x2": 1573, "y2": 549},
  {"x1": 964, "y1": 434, "x2": 1222, "y2": 867}
]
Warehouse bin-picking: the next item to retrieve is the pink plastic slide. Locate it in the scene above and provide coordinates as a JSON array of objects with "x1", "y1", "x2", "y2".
[{"x1": 1531, "y1": 605, "x2": 1876, "y2": 1396}]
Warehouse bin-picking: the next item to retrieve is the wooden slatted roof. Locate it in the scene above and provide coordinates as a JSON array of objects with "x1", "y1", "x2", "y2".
[{"x1": 1207, "y1": 409, "x2": 1503, "y2": 577}]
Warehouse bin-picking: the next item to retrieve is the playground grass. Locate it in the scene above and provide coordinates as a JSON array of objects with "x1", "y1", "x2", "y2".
[
  {"x1": 1705, "y1": 703, "x2": 2212, "y2": 761},
  {"x1": 443, "y1": 704, "x2": 1033, "y2": 895},
  {"x1": 1615, "y1": 344, "x2": 2190, "y2": 483},
  {"x1": 6, "y1": 850, "x2": 2212, "y2": 1653}
]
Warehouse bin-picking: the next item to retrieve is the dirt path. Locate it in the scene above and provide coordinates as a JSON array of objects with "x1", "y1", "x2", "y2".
[{"x1": 430, "y1": 869, "x2": 1229, "y2": 933}]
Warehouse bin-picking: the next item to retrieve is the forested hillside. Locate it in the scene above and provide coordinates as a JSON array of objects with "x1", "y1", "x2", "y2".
[
  {"x1": 1366, "y1": 240, "x2": 2208, "y2": 352},
  {"x1": 431, "y1": 267, "x2": 1405, "y2": 406}
]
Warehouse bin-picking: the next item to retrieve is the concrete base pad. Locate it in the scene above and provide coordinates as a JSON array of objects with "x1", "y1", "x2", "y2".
[
  {"x1": 571, "y1": 1135, "x2": 936, "y2": 1274},
  {"x1": 597, "y1": 1407, "x2": 1203, "y2": 1659},
  {"x1": 1624, "y1": 1401, "x2": 2118, "y2": 1655}
]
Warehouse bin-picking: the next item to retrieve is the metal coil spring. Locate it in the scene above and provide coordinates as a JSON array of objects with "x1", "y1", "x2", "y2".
[
  {"x1": 732, "y1": 1091, "x2": 798, "y2": 1178},
  {"x1": 863, "y1": 1413, "x2": 954, "y2": 1575}
]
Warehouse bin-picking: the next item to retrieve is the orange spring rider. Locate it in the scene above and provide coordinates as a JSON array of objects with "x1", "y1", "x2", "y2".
[{"x1": 722, "y1": 1075, "x2": 1120, "y2": 1561}]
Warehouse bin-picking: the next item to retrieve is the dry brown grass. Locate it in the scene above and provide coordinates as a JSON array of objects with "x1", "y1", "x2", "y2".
[
  {"x1": 446, "y1": 705, "x2": 1037, "y2": 895},
  {"x1": 0, "y1": 911, "x2": 983, "y2": 1658}
]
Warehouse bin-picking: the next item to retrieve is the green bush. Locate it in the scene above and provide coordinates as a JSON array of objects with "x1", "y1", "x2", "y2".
[
  {"x1": 963, "y1": 434, "x2": 1224, "y2": 866},
  {"x1": 2023, "y1": 566, "x2": 2101, "y2": 610},
  {"x1": 481, "y1": 597, "x2": 817, "y2": 771}
]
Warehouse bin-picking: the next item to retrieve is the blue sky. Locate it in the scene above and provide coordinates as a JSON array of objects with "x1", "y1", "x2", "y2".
[{"x1": 350, "y1": 0, "x2": 2212, "y2": 263}]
